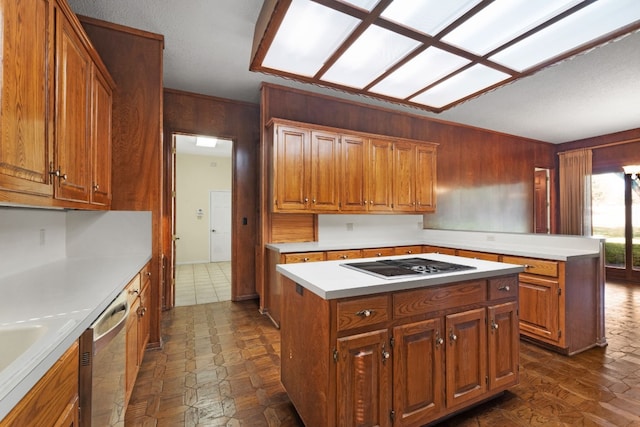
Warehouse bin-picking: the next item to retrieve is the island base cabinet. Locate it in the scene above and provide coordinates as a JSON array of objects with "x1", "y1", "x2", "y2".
[
  {"x1": 281, "y1": 274, "x2": 519, "y2": 427},
  {"x1": 337, "y1": 330, "x2": 391, "y2": 427}
]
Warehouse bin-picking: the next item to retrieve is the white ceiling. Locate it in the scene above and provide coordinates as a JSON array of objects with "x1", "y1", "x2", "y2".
[{"x1": 66, "y1": 0, "x2": 640, "y2": 144}]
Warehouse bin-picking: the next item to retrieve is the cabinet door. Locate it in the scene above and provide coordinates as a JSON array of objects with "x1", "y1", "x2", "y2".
[
  {"x1": 0, "y1": 0, "x2": 54, "y2": 197},
  {"x1": 340, "y1": 134, "x2": 367, "y2": 211},
  {"x1": 137, "y1": 283, "x2": 150, "y2": 364},
  {"x1": 55, "y1": 9, "x2": 91, "y2": 203},
  {"x1": 392, "y1": 142, "x2": 416, "y2": 212},
  {"x1": 337, "y1": 330, "x2": 391, "y2": 427},
  {"x1": 518, "y1": 274, "x2": 560, "y2": 343},
  {"x1": 393, "y1": 319, "x2": 444, "y2": 427},
  {"x1": 53, "y1": 396, "x2": 79, "y2": 427},
  {"x1": 368, "y1": 139, "x2": 393, "y2": 212},
  {"x1": 309, "y1": 131, "x2": 339, "y2": 211},
  {"x1": 488, "y1": 301, "x2": 519, "y2": 390},
  {"x1": 415, "y1": 145, "x2": 436, "y2": 211},
  {"x1": 90, "y1": 68, "x2": 112, "y2": 206},
  {"x1": 274, "y1": 125, "x2": 309, "y2": 211},
  {"x1": 445, "y1": 308, "x2": 487, "y2": 408}
]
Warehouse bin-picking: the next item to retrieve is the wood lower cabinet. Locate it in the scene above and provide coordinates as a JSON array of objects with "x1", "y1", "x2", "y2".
[
  {"x1": 422, "y1": 245, "x2": 456, "y2": 256},
  {"x1": 124, "y1": 262, "x2": 151, "y2": 406},
  {"x1": 280, "y1": 274, "x2": 519, "y2": 427},
  {"x1": 326, "y1": 249, "x2": 362, "y2": 261},
  {"x1": 0, "y1": 342, "x2": 79, "y2": 427}
]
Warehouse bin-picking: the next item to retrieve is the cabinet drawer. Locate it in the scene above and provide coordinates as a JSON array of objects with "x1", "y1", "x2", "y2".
[
  {"x1": 393, "y1": 280, "x2": 487, "y2": 319},
  {"x1": 326, "y1": 249, "x2": 362, "y2": 261},
  {"x1": 502, "y1": 256, "x2": 558, "y2": 278},
  {"x1": 488, "y1": 276, "x2": 518, "y2": 300},
  {"x1": 283, "y1": 252, "x2": 325, "y2": 263},
  {"x1": 361, "y1": 247, "x2": 395, "y2": 258},
  {"x1": 422, "y1": 245, "x2": 456, "y2": 256},
  {"x1": 394, "y1": 245, "x2": 424, "y2": 255},
  {"x1": 125, "y1": 273, "x2": 141, "y2": 307},
  {"x1": 457, "y1": 249, "x2": 500, "y2": 262},
  {"x1": 337, "y1": 295, "x2": 390, "y2": 332}
]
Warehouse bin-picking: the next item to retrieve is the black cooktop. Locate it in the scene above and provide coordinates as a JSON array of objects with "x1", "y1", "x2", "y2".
[{"x1": 342, "y1": 257, "x2": 476, "y2": 279}]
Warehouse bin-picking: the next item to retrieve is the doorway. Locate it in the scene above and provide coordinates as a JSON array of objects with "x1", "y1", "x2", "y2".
[{"x1": 173, "y1": 134, "x2": 233, "y2": 306}]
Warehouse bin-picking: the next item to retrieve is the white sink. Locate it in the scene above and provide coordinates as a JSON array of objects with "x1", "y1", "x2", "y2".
[{"x1": 0, "y1": 324, "x2": 49, "y2": 373}]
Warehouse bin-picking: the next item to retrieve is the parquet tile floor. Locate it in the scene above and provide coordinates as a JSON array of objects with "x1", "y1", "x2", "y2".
[{"x1": 125, "y1": 281, "x2": 640, "y2": 426}]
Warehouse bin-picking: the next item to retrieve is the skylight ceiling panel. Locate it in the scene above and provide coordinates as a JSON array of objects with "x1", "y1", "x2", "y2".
[
  {"x1": 490, "y1": 0, "x2": 640, "y2": 72},
  {"x1": 321, "y1": 25, "x2": 421, "y2": 89},
  {"x1": 261, "y1": 0, "x2": 361, "y2": 77},
  {"x1": 370, "y1": 47, "x2": 471, "y2": 99},
  {"x1": 341, "y1": 0, "x2": 379, "y2": 12},
  {"x1": 411, "y1": 64, "x2": 510, "y2": 109},
  {"x1": 442, "y1": 0, "x2": 583, "y2": 56},
  {"x1": 380, "y1": 0, "x2": 482, "y2": 36}
]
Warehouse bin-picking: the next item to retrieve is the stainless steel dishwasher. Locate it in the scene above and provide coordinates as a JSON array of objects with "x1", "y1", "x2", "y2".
[{"x1": 79, "y1": 289, "x2": 130, "y2": 426}]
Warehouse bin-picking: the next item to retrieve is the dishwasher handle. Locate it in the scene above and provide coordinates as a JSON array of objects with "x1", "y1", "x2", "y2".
[{"x1": 91, "y1": 290, "x2": 130, "y2": 353}]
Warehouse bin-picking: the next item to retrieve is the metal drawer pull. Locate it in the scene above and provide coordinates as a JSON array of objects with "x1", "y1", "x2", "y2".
[
  {"x1": 449, "y1": 330, "x2": 457, "y2": 343},
  {"x1": 498, "y1": 285, "x2": 511, "y2": 291},
  {"x1": 303, "y1": 257, "x2": 310, "y2": 262},
  {"x1": 491, "y1": 320, "x2": 499, "y2": 330},
  {"x1": 524, "y1": 264, "x2": 535, "y2": 269},
  {"x1": 355, "y1": 309, "x2": 374, "y2": 317}
]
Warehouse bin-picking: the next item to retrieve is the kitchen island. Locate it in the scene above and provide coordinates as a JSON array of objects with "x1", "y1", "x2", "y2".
[{"x1": 276, "y1": 254, "x2": 523, "y2": 427}]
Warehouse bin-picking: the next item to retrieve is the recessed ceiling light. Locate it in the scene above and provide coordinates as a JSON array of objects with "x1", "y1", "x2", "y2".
[{"x1": 196, "y1": 136, "x2": 218, "y2": 148}]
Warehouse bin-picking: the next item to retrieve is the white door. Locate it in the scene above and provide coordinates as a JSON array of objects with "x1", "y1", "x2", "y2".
[{"x1": 210, "y1": 190, "x2": 231, "y2": 262}]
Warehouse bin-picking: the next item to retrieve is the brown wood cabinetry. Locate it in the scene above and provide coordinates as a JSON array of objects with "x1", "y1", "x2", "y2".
[
  {"x1": 0, "y1": 0, "x2": 113, "y2": 208},
  {"x1": 0, "y1": 342, "x2": 79, "y2": 427},
  {"x1": 326, "y1": 249, "x2": 362, "y2": 261},
  {"x1": 269, "y1": 119, "x2": 437, "y2": 214},
  {"x1": 0, "y1": 0, "x2": 54, "y2": 199},
  {"x1": 393, "y1": 143, "x2": 436, "y2": 212},
  {"x1": 456, "y1": 249, "x2": 500, "y2": 262},
  {"x1": 394, "y1": 245, "x2": 424, "y2": 256},
  {"x1": 422, "y1": 245, "x2": 456, "y2": 256},
  {"x1": 281, "y1": 274, "x2": 519, "y2": 426},
  {"x1": 124, "y1": 262, "x2": 151, "y2": 406},
  {"x1": 362, "y1": 247, "x2": 396, "y2": 258}
]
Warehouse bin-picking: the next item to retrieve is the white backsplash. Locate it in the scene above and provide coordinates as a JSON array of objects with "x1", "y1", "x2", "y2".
[
  {"x1": 318, "y1": 214, "x2": 424, "y2": 243},
  {"x1": 0, "y1": 208, "x2": 151, "y2": 279},
  {"x1": 0, "y1": 207, "x2": 66, "y2": 278}
]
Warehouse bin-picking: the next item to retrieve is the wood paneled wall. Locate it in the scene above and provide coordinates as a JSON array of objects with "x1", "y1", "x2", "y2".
[
  {"x1": 261, "y1": 83, "x2": 556, "y2": 233},
  {"x1": 79, "y1": 17, "x2": 164, "y2": 348},
  {"x1": 163, "y1": 89, "x2": 260, "y2": 302}
]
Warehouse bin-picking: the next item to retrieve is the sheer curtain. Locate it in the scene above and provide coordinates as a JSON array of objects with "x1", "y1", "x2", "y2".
[{"x1": 558, "y1": 149, "x2": 592, "y2": 235}]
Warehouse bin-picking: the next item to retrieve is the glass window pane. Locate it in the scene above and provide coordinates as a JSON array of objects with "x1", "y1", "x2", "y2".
[
  {"x1": 592, "y1": 173, "x2": 626, "y2": 268},
  {"x1": 632, "y1": 177, "x2": 640, "y2": 269}
]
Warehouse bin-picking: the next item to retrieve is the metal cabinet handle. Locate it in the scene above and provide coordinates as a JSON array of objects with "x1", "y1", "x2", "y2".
[
  {"x1": 376, "y1": 253, "x2": 382, "y2": 257},
  {"x1": 302, "y1": 257, "x2": 310, "y2": 262},
  {"x1": 304, "y1": 197, "x2": 309, "y2": 203},
  {"x1": 340, "y1": 255, "x2": 348, "y2": 259},
  {"x1": 49, "y1": 169, "x2": 67, "y2": 180},
  {"x1": 93, "y1": 183, "x2": 100, "y2": 191},
  {"x1": 146, "y1": 271, "x2": 152, "y2": 277},
  {"x1": 498, "y1": 285, "x2": 511, "y2": 291},
  {"x1": 312, "y1": 198, "x2": 316, "y2": 203},
  {"x1": 355, "y1": 309, "x2": 374, "y2": 317},
  {"x1": 382, "y1": 343, "x2": 390, "y2": 363},
  {"x1": 129, "y1": 288, "x2": 140, "y2": 295},
  {"x1": 449, "y1": 330, "x2": 457, "y2": 343},
  {"x1": 523, "y1": 264, "x2": 535, "y2": 269},
  {"x1": 491, "y1": 320, "x2": 499, "y2": 330},
  {"x1": 436, "y1": 337, "x2": 444, "y2": 346}
]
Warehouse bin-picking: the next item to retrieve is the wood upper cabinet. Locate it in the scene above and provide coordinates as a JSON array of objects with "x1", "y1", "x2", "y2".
[
  {"x1": 415, "y1": 145, "x2": 436, "y2": 211},
  {"x1": 274, "y1": 125, "x2": 307, "y2": 211},
  {"x1": 0, "y1": 0, "x2": 54, "y2": 197},
  {"x1": 54, "y1": 6, "x2": 92, "y2": 203},
  {"x1": 340, "y1": 134, "x2": 367, "y2": 211},
  {"x1": 368, "y1": 139, "x2": 394, "y2": 212},
  {"x1": 90, "y1": 67, "x2": 112, "y2": 205},
  {"x1": 393, "y1": 142, "x2": 436, "y2": 212},
  {"x1": 392, "y1": 142, "x2": 416, "y2": 212},
  {"x1": 336, "y1": 329, "x2": 391, "y2": 427},
  {"x1": 0, "y1": 0, "x2": 113, "y2": 208},
  {"x1": 310, "y1": 131, "x2": 340, "y2": 211},
  {"x1": 270, "y1": 119, "x2": 437, "y2": 213}
]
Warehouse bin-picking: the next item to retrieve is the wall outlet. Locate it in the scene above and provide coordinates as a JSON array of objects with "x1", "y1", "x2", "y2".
[{"x1": 346, "y1": 223, "x2": 354, "y2": 231}]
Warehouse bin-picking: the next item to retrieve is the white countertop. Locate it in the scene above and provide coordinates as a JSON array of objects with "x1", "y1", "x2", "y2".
[
  {"x1": 276, "y1": 253, "x2": 524, "y2": 299},
  {"x1": 266, "y1": 230, "x2": 603, "y2": 261},
  {"x1": 0, "y1": 253, "x2": 150, "y2": 421}
]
